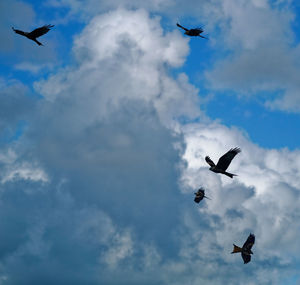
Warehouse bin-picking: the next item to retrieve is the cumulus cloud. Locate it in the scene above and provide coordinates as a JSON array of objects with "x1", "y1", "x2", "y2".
[
  {"x1": 180, "y1": 122, "x2": 300, "y2": 273},
  {"x1": 47, "y1": 0, "x2": 300, "y2": 113},
  {"x1": 204, "y1": 0, "x2": 300, "y2": 112},
  {"x1": 34, "y1": 8, "x2": 200, "y2": 127},
  {"x1": 0, "y1": 6, "x2": 299, "y2": 285},
  {"x1": 0, "y1": 9, "x2": 193, "y2": 284}
]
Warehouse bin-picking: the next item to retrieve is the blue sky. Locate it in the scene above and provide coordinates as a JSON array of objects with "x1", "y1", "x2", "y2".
[
  {"x1": 176, "y1": 19, "x2": 300, "y2": 150},
  {"x1": 0, "y1": 0, "x2": 300, "y2": 284}
]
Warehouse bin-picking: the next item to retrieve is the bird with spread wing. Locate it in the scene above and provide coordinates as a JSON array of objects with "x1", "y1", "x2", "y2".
[
  {"x1": 231, "y1": 233, "x2": 255, "y2": 264},
  {"x1": 12, "y1": 24, "x2": 54, "y2": 46},
  {"x1": 205, "y1": 147, "x2": 241, "y2": 178},
  {"x1": 176, "y1": 23, "x2": 208, "y2": 39}
]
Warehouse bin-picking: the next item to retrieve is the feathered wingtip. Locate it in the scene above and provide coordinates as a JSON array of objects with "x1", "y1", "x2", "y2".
[
  {"x1": 205, "y1": 156, "x2": 215, "y2": 167},
  {"x1": 230, "y1": 147, "x2": 241, "y2": 154}
]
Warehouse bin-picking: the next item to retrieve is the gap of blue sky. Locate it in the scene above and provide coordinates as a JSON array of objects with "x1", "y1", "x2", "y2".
[
  {"x1": 0, "y1": 2, "x2": 300, "y2": 284},
  {"x1": 174, "y1": 25, "x2": 300, "y2": 150},
  {"x1": 1, "y1": 1, "x2": 299, "y2": 149}
]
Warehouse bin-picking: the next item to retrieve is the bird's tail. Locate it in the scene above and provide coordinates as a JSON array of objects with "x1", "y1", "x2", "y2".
[
  {"x1": 224, "y1": 172, "x2": 237, "y2": 178},
  {"x1": 176, "y1": 23, "x2": 187, "y2": 30},
  {"x1": 34, "y1": 39, "x2": 43, "y2": 46},
  {"x1": 231, "y1": 244, "x2": 242, "y2": 254}
]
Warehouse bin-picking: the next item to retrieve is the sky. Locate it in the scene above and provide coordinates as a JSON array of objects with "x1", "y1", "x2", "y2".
[{"x1": 0, "y1": 0, "x2": 300, "y2": 284}]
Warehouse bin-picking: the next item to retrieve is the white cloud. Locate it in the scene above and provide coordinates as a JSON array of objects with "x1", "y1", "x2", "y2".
[
  {"x1": 14, "y1": 62, "x2": 54, "y2": 74},
  {"x1": 45, "y1": 0, "x2": 300, "y2": 113},
  {"x1": 180, "y1": 122, "x2": 300, "y2": 267},
  {"x1": 1, "y1": 162, "x2": 49, "y2": 184},
  {"x1": 0, "y1": 6, "x2": 299, "y2": 285},
  {"x1": 204, "y1": 0, "x2": 300, "y2": 112},
  {"x1": 34, "y1": 8, "x2": 199, "y2": 127}
]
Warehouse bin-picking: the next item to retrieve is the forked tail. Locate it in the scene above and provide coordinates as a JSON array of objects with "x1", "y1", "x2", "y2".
[
  {"x1": 224, "y1": 172, "x2": 237, "y2": 178},
  {"x1": 231, "y1": 244, "x2": 242, "y2": 253},
  {"x1": 231, "y1": 244, "x2": 242, "y2": 254}
]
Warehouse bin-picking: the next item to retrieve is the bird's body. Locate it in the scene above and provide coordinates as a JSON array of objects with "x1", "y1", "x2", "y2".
[
  {"x1": 194, "y1": 188, "x2": 210, "y2": 203},
  {"x1": 208, "y1": 165, "x2": 236, "y2": 178},
  {"x1": 231, "y1": 234, "x2": 255, "y2": 264},
  {"x1": 176, "y1": 23, "x2": 208, "y2": 39},
  {"x1": 12, "y1": 24, "x2": 54, "y2": 46},
  {"x1": 205, "y1": 147, "x2": 241, "y2": 178}
]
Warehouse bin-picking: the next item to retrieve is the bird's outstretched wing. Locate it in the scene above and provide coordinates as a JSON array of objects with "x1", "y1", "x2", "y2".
[
  {"x1": 205, "y1": 156, "x2": 215, "y2": 167},
  {"x1": 216, "y1": 147, "x2": 241, "y2": 171},
  {"x1": 199, "y1": 35, "x2": 209, "y2": 39},
  {"x1": 12, "y1": 27, "x2": 26, "y2": 36},
  {"x1": 242, "y1": 233, "x2": 255, "y2": 251},
  {"x1": 241, "y1": 252, "x2": 251, "y2": 264},
  {"x1": 28, "y1": 24, "x2": 54, "y2": 38},
  {"x1": 176, "y1": 23, "x2": 189, "y2": 31}
]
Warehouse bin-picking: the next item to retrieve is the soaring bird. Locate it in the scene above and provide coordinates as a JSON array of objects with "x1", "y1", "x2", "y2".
[
  {"x1": 205, "y1": 147, "x2": 241, "y2": 178},
  {"x1": 176, "y1": 23, "x2": 208, "y2": 39},
  {"x1": 194, "y1": 188, "x2": 211, "y2": 203},
  {"x1": 12, "y1": 24, "x2": 54, "y2": 46},
  {"x1": 231, "y1": 233, "x2": 255, "y2": 264}
]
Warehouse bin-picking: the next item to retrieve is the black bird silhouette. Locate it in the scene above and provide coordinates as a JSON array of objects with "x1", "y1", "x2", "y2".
[
  {"x1": 194, "y1": 188, "x2": 211, "y2": 203},
  {"x1": 205, "y1": 147, "x2": 241, "y2": 178},
  {"x1": 12, "y1": 24, "x2": 54, "y2": 46},
  {"x1": 176, "y1": 23, "x2": 208, "y2": 39},
  {"x1": 231, "y1": 233, "x2": 255, "y2": 264}
]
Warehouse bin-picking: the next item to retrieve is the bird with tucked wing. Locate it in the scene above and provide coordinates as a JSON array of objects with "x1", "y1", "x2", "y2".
[
  {"x1": 205, "y1": 147, "x2": 241, "y2": 178},
  {"x1": 12, "y1": 24, "x2": 54, "y2": 46},
  {"x1": 194, "y1": 187, "x2": 211, "y2": 204},
  {"x1": 176, "y1": 23, "x2": 208, "y2": 39},
  {"x1": 231, "y1": 233, "x2": 255, "y2": 264}
]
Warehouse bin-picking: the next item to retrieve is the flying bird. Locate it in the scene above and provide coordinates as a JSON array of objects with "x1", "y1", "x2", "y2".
[
  {"x1": 194, "y1": 188, "x2": 211, "y2": 203},
  {"x1": 231, "y1": 233, "x2": 255, "y2": 264},
  {"x1": 205, "y1": 147, "x2": 241, "y2": 178},
  {"x1": 12, "y1": 24, "x2": 54, "y2": 46},
  {"x1": 176, "y1": 23, "x2": 208, "y2": 39}
]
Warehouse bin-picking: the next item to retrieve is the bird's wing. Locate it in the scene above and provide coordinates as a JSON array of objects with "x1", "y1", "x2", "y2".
[
  {"x1": 199, "y1": 35, "x2": 209, "y2": 40},
  {"x1": 242, "y1": 233, "x2": 255, "y2": 251},
  {"x1": 28, "y1": 24, "x2": 54, "y2": 38},
  {"x1": 241, "y1": 253, "x2": 251, "y2": 264},
  {"x1": 216, "y1": 147, "x2": 241, "y2": 171},
  {"x1": 12, "y1": 27, "x2": 26, "y2": 36},
  {"x1": 205, "y1": 156, "x2": 215, "y2": 167},
  {"x1": 176, "y1": 23, "x2": 189, "y2": 31},
  {"x1": 194, "y1": 197, "x2": 201, "y2": 203}
]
